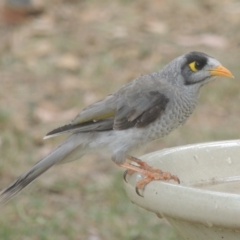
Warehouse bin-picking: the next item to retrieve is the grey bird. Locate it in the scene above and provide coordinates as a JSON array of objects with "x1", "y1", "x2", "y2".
[{"x1": 0, "y1": 51, "x2": 233, "y2": 202}]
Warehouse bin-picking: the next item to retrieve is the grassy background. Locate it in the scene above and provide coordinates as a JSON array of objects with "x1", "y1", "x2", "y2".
[{"x1": 0, "y1": 0, "x2": 240, "y2": 239}]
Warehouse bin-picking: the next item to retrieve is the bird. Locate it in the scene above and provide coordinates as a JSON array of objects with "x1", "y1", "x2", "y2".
[{"x1": 0, "y1": 51, "x2": 234, "y2": 202}]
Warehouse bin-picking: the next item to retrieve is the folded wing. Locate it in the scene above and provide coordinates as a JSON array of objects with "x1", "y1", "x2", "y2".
[{"x1": 45, "y1": 78, "x2": 169, "y2": 138}]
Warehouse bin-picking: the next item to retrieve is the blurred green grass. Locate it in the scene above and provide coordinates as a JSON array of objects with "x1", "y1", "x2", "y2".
[{"x1": 0, "y1": 0, "x2": 240, "y2": 239}]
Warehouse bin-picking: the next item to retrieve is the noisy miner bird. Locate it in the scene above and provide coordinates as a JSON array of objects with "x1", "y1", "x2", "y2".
[{"x1": 0, "y1": 51, "x2": 233, "y2": 202}]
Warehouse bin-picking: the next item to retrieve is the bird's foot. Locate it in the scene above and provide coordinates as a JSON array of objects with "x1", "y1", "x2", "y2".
[
  {"x1": 120, "y1": 155, "x2": 180, "y2": 197},
  {"x1": 123, "y1": 156, "x2": 160, "y2": 182},
  {"x1": 126, "y1": 155, "x2": 164, "y2": 173},
  {"x1": 135, "y1": 171, "x2": 180, "y2": 197}
]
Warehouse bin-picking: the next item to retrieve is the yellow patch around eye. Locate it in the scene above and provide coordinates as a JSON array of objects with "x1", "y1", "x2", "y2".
[{"x1": 189, "y1": 61, "x2": 197, "y2": 72}]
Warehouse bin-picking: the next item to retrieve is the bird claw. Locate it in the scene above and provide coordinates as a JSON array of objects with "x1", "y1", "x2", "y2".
[
  {"x1": 135, "y1": 171, "x2": 180, "y2": 197},
  {"x1": 120, "y1": 157, "x2": 180, "y2": 197},
  {"x1": 123, "y1": 170, "x2": 128, "y2": 183},
  {"x1": 172, "y1": 175, "x2": 180, "y2": 184},
  {"x1": 123, "y1": 169, "x2": 135, "y2": 183},
  {"x1": 135, "y1": 185, "x2": 144, "y2": 197}
]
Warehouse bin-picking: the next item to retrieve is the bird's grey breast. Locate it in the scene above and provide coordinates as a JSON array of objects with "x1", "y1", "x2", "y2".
[{"x1": 143, "y1": 84, "x2": 199, "y2": 141}]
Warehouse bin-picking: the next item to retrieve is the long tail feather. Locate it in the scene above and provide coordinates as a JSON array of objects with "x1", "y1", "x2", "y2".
[{"x1": 0, "y1": 134, "x2": 83, "y2": 205}]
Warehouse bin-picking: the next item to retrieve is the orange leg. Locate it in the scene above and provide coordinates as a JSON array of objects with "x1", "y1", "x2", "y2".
[
  {"x1": 126, "y1": 155, "x2": 163, "y2": 173},
  {"x1": 123, "y1": 155, "x2": 162, "y2": 182},
  {"x1": 135, "y1": 171, "x2": 180, "y2": 196},
  {"x1": 119, "y1": 156, "x2": 180, "y2": 197}
]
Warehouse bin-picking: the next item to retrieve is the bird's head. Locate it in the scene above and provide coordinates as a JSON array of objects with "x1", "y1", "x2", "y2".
[
  {"x1": 164, "y1": 52, "x2": 234, "y2": 89},
  {"x1": 181, "y1": 51, "x2": 233, "y2": 86}
]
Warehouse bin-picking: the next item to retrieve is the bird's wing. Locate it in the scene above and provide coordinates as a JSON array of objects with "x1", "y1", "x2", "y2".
[
  {"x1": 72, "y1": 94, "x2": 115, "y2": 125},
  {"x1": 45, "y1": 76, "x2": 170, "y2": 138},
  {"x1": 44, "y1": 94, "x2": 115, "y2": 138},
  {"x1": 113, "y1": 79, "x2": 169, "y2": 130}
]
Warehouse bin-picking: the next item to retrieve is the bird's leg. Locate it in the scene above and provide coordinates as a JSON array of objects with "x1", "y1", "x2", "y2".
[
  {"x1": 123, "y1": 155, "x2": 160, "y2": 181},
  {"x1": 126, "y1": 155, "x2": 163, "y2": 173},
  {"x1": 135, "y1": 171, "x2": 180, "y2": 196},
  {"x1": 122, "y1": 156, "x2": 148, "y2": 182},
  {"x1": 123, "y1": 156, "x2": 153, "y2": 182},
  {"x1": 120, "y1": 155, "x2": 180, "y2": 197},
  {"x1": 119, "y1": 162, "x2": 150, "y2": 182}
]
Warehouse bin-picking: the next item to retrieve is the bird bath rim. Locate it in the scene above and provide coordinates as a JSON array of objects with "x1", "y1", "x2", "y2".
[{"x1": 124, "y1": 140, "x2": 240, "y2": 229}]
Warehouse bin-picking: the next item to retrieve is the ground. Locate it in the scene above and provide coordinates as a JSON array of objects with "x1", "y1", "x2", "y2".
[{"x1": 0, "y1": 0, "x2": 240, "y2": 239}]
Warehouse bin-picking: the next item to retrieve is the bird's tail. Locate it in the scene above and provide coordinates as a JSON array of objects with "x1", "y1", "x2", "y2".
[{"x1": 0, "y1": 134, "x2": 86, "y2": 205}]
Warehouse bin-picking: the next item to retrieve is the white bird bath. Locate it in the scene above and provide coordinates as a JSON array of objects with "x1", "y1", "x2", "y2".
[{"x1": 124, "y1": 140, "x2": 240, "y2": 240}]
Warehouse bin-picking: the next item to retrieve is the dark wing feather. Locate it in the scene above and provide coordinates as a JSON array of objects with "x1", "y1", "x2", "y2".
[
  {"x1": 45, "y1": 75, "x2": 170, "y2": 138},
  {"x1": 136, "y1": 95, "x2": 169, "y2": 127},
  {"x1": 45, "y1": 118, "x2": 114, "y2": 138},
  {"x1": 114, "y1": 91, "x2": 169, "y2": 130}
]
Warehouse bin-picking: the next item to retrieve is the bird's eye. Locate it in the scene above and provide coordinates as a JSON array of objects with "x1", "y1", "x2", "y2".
[{"x1": 188, "y1": 61, "x2": 204, "y2": 72}]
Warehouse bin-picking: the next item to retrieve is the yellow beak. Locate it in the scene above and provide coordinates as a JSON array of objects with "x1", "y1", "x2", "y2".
[{"x1": 209, "y1": 65, "x2": 234, "y2": 78}]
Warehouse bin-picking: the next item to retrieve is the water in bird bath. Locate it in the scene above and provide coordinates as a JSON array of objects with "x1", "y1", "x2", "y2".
[{"x1": 194, "y1": 176, "x2": 240, "y2": 194}]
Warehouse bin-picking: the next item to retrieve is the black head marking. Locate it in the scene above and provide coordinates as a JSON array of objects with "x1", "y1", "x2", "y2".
[
  {"x1": 184, "y1": 51, "x2": 209, "y2": 71},
  {"x1": 181, "y1": 52, "x2": 213, "y2": 85}
]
